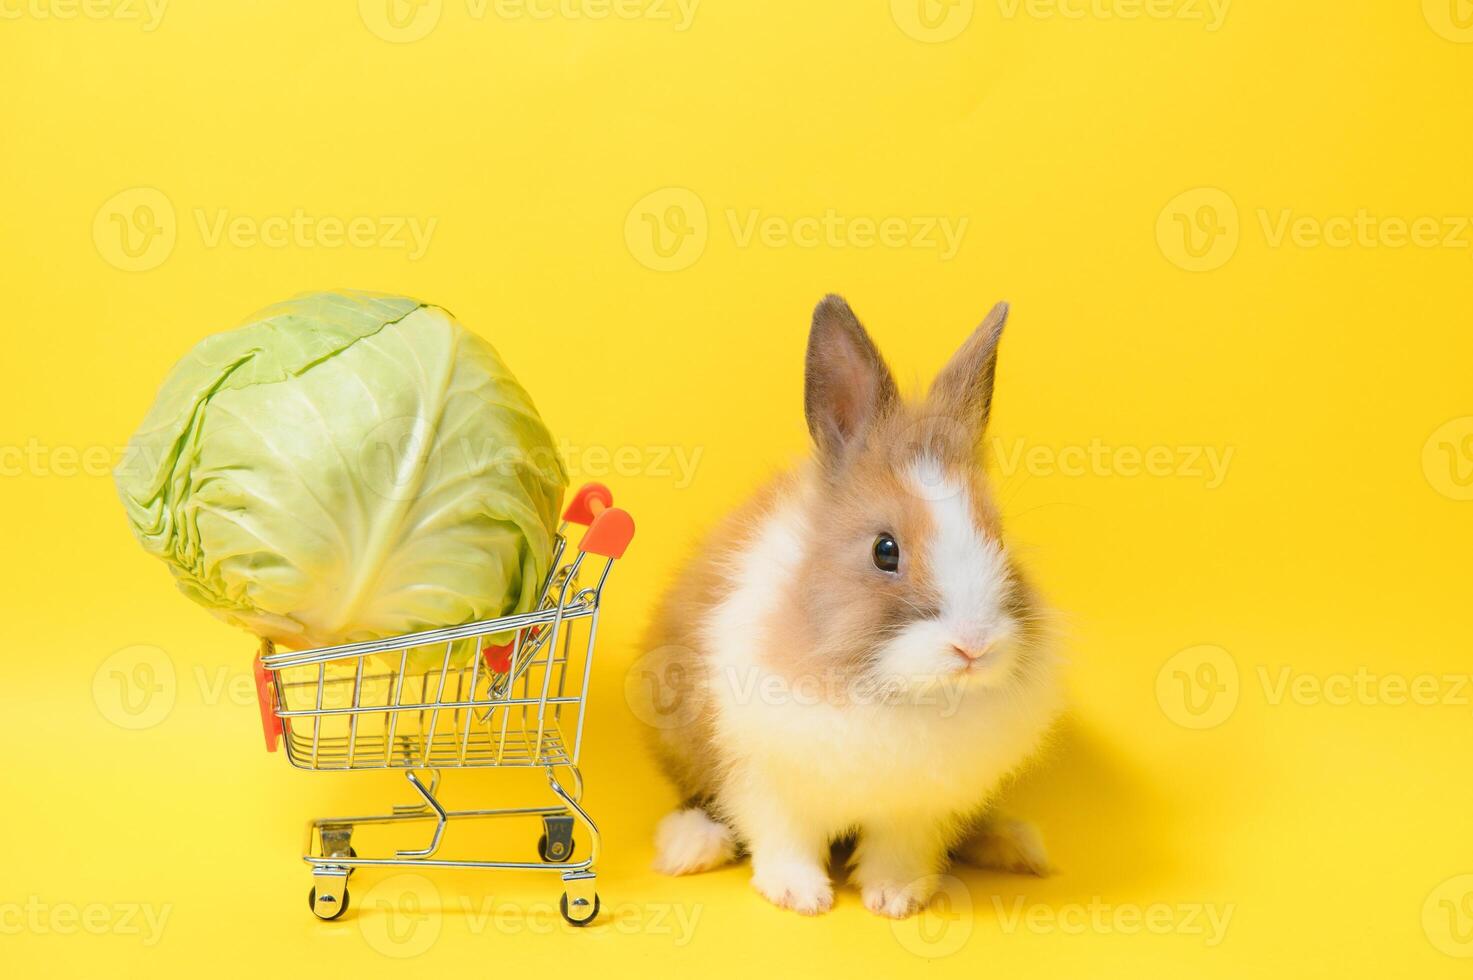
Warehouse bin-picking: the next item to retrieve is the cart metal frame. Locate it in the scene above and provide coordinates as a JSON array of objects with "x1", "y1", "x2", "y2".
[{"x1": 253, "y1": 483, "x2": 634, "y2": 925}]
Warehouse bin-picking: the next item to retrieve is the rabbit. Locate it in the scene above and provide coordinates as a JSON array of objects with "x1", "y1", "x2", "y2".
[{"x1": 637, "y1": 295, "x2": 1063, "y2": 918}]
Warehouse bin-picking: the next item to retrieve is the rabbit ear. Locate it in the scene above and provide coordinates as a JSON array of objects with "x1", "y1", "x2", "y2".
[
  {"x1": 928, "y1": 301, "x2": 1009, "y2": 435},
  {"x1": 805, "y1": 295, "x2": 899, "y2": 465}
]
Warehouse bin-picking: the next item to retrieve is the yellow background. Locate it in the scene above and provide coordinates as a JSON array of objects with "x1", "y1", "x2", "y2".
[{"x1": 3, "y1": 0, "x2": 1471, "y2": 976}]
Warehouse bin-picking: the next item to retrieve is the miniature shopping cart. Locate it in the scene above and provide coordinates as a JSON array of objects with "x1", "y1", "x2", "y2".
[{"x1": 252, "y1": 483, "x2": 634, "y2": 926}]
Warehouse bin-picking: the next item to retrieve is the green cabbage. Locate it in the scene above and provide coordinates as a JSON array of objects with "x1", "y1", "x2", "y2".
[{"x1": 115, "y1": 291, "x2": 567, "y2": 652}]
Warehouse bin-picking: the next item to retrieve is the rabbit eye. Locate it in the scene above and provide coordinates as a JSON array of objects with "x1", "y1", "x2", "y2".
[{"x1": 872, "y1": 533, "x2": 900, "y2": 573}]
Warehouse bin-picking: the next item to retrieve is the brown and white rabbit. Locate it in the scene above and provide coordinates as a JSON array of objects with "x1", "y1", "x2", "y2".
[{"x1": 638, "y1": 296, "x2": 1062, "y2": 918}]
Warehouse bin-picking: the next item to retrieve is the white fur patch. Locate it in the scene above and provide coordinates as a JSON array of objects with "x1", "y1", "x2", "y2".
[
  {"x1": 653, "y1": 808, "x2": 738, "y2": 876},
  {"x1": 909, "y1": 455, "x2": 1010, "y2": 642},
  {"x1": 863, "y1": 456, "x2": 1017, "y2": 685}
]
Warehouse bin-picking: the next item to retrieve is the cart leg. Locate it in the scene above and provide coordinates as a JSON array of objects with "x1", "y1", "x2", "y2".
[
  {"x1": 546, "y1": 767, "x2": 600, "y2": 866},
  {"x1": 395, "y1": 770, "x2": 448, "y2": 859},
  {"x1": 547, "y1": 768, "x2": 600, "y2": 924}
]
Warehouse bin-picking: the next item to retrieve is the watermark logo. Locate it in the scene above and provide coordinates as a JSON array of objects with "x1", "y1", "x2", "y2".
[
  {"x1": 625, "y1": 187, "x2": 709, "y2": 272},
  {"x1": 891, "y1": 0, "x2": 975, "y2": 42},
  {"x1": 357, "y1": 415, "x2": 447, "y2": 503},
  {"x1": 1159, "y1": 653, "x2": 1473, "y2": 728},
  {"x1": 626, "y1": 655, "x2": 974, "y2": 727},
  {"x1": 93, "y1": 186, "x2": 436, "y2": 271},
  {"x1": 1424, "y1": 0, "x2": 1473, "y2": 43},
  {"x1": 1423, "y1": 417, "x2": 1473, "y2": 501},
  {"x1": 358, "y1": 874, "x2": 442, "y2": 958},
  {"x1": 625, "y1": 645, "x2": 705, "y2": 729},
  {"x1": 93, "y1": 187, "x2": 177, "y2": 272},
  {"x1": 1156, "y1": 644, "x2": 1238, "y2": 729},
  {"x1": 360, "y1": 0, "x2": 444, "y2": 42},
  {"x1": 1160, "y1": 186, "x2": 1473, "y2": 271},
  {"x1": 354, "y1": 419, "x2": 704, "y2": 502},
  {"x1": 93, "y1": 645, "x2": 177, "y2": 730},
  {"x1": 1157, "y1": 187, "x2": 1239, "y2": 272},
  {"x1": 890, "y1": 875, "x2": 974, "y2": 958},
  {"x1": 625, "y1": 187, "x2": 970, "y2": 270},
  {"x1": 1424, "y1": 874, "x2": 1473, "y2": 957}
]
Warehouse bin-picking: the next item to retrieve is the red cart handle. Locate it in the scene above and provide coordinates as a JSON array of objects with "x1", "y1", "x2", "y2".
[
  {"x1": 254, "y1": 641, "x2": 283, "y2": 752},
  {"x1": 562, "y1": 482, "x2": 635, "y2": 559}
]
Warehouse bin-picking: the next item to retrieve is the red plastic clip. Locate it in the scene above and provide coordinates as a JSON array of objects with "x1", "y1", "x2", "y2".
[
  {"x1": 563, "y1": 482, "x2": 614, "y2": 525},
  {"x1": 482, "y1": 641, "x2": 514, "y2": 674},
  {"x1": 254, "y1": 649, "x2": 283, "y2": 752}
]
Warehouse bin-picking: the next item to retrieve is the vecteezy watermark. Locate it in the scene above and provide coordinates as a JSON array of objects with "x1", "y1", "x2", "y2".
[
  {"x1": 91, "y1": 646, "x2": 367, "y2": 731},
  {"x1": 1157, "y1": 644, "x2": 1473, "y2": 730},
  {"x1": 93, "y1": 186, "x2": 437, "y2": 272},
  {"x1": 93, "y1": 645, "x2": 178, "y2": 730},
  {"x1": 624, "y1": 187, "x2": 970, "y2": 272},
  {"x1": 16, "y1": 430, "x2": 702, "y2": 492},
  {"x1": 1423, "y1": 416, "x2": 1473, "y2": 501},
  {"x1": 890, "y1": 0, "x2": 975, "y2": 43},
  {"x1": 93, "y1": 187, "x2": 177, "y2": 272},
  {"x1": 358, "y1": 874, "x2": 443, "y2": 958},
  {"x1": 1424, "y1": 0, "x2": 1473, "y2": 43},
  {"x1": 994, "y1": 0, "x2": 1230, "y2": 31},
  {"x1": 625, "y1": 647, "x2": 976, "y2": 731},
  {"x1": 889, "y1": 877, "x2": 1235, "y2": 956},
  {"x1": 1425, "y1": 874, "x2": 1473, "y2": 958},
  {"x1": 560, "y1": 439, "x2": 703, "y2": 490},
  {"x1": 1258, "y1": 666, "x2": 1473, "y2": 710},
  {"x1": 0, "y1": 897, "x2": 172, "y2": 946},
  {"x1": 889, "y1": 875, "x2": 975, "y2": 958},
  {"x1": 0, "y1": 438, "x2": 123, "y2": 478},
  {"x1": 355, "y1": 873, "x2": 702, "y2": 956},
  {"x1": 1156, "y1": 644, "x2": 1239, "y2": 729},
  {"x1": 354, "y1": 420, "x2": 705, "y2": 502},
  {"x1": 460, "y1": 895, "x2": 702, "y2": 942},
  {"x1": 358, "y1": 0, "x2": 699, "y2": 43},
  {"x1": 888, "y1": 417, "x2": 1235, "y2": 493},
  {"x1": 1157, "y1": 186, "x2": 1473, "y2": 272},
  {"x1": 0, "y1": 0, "x2": 168, "y2": 30},
  {"x1": 890, "y1": 0, "x2": 1229, "y2": 42},
  {"x1": 991, "y1": 436, "x2": 1234, "y2": 489},
  {"x1": 991, "y1": 895, "x2": 1235, "y2": 945},
  {"x1": 1155, "y1": 187, "x2": 1240, "y2": 272}
]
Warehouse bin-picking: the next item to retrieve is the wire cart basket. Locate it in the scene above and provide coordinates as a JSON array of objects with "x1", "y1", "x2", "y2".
[{"x1": 252, "y1": 483, "x2": 634, "y2": 926}]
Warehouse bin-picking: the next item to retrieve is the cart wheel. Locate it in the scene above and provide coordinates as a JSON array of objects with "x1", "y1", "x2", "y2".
[
  {"x1": 308, "y1": 884, "x2": 350, "y2": 921},
  {"x1": 538, "y1": 833, "x2": 575, "y2": 863},
  {"x1": 560, "y1": 891, "x2": 599, "y2": 926}
]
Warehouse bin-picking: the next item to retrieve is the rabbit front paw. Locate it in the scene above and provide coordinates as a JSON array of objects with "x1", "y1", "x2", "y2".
[
  {"x1": 859, "y1": 877, "x2": 937, "y2": 919},
  {"x1": 751, "y1": 857, "x2": 834, "y2": 915}
]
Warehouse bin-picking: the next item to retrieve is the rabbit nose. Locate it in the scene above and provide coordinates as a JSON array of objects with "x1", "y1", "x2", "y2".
[{"x1": 950, "y1": 640, "x2": 996, "y2": 663}]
